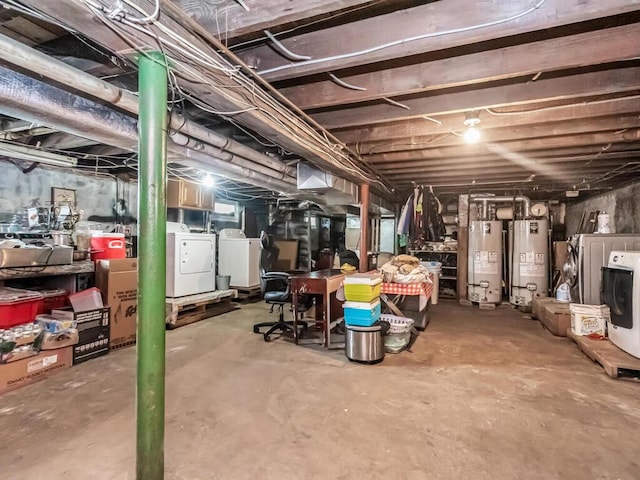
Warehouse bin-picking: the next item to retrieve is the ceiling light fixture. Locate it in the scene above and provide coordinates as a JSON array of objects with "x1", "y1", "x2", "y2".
[
  {"x1": 463, "y1": 111, "x2": 482, "y2": 144},
  {"x1": 0, "y1": 142, "x2": 77, "y2": 167},
  {"x1": 202, "y1": 173, "x2": 215, "y2": 187}
]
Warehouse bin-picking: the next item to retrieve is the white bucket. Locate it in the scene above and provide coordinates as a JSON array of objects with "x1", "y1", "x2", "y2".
[
  {"x1": 422, "y1": 261, "x2": 442, "y2": 305},
  {"x1": 556, "y1": 282, "x2": 571, "y2": 302},
  {"x1": 597, "y1": 212, "x2": 611, "y2": 234}
]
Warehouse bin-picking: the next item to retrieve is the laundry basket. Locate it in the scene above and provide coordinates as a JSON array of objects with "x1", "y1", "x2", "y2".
[{"x1": 380, "y1": 314, "x2": 414, "y2": 353}]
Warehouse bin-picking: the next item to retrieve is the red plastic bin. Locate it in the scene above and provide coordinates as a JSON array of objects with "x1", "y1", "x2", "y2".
[
  {"x1": 31, "y1": 289, "x2": 68, "y2": 315},
  {"x1": 0, "y1": 288, "x2": 44, "y2": 328}
]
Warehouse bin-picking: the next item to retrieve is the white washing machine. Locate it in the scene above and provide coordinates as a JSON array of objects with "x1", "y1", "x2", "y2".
[
  {"x1": 563, "y1": 234, "x2": 640, "y2": 305},
  {"x1": 166, "y1": 222, "x2": 216, "y2": 297},
  {"x1": 602, "y1": 251, "x2": 640, "y2": 358},
  {"x1": 218, "y1": 228, "x2": 261, "y2": 288}
]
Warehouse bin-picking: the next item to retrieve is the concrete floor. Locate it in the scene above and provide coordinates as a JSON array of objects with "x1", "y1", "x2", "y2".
[{"x1": 1, "y1": 300, "x2": 639, "y2": 480}]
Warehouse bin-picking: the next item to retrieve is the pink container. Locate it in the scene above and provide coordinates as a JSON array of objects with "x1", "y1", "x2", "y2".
[{"x1": 68, "y1": 287, "x2": 104, "y2": 312}]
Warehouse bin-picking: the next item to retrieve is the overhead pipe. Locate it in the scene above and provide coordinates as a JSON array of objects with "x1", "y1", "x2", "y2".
[
  {"x1": 170, "y1": 132, "x2": 296, "y2": 184},
  {"x1": 171, "y1": 148, "x2": 297, "y2": 193},
  {"x1": 0, "y1": 66, "x2": 139, "y2": 150},
  {"x1": 470, "y1": 195, "x2": 531, "y2": 220},
  {"x1": 0, "y1": 66, "x2": 298, "y2": 193},
  {"x1": 0, "y1": 32, "x2": 294, "y2": 177}
]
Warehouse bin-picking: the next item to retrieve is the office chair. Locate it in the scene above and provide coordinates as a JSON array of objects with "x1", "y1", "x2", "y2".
[{"x1": 253, "y1": 232, "x2": 308, "y2": 342}]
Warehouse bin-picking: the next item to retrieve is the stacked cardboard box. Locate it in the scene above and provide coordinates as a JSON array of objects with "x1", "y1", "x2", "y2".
[{"x1": 96, "y1": 258, "x2": 138, "y2": 349}]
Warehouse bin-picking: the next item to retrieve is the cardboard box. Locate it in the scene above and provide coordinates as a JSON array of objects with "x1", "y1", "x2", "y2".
[
  {"x1": 96, "y1": 259, "x2": 138, "y2": 349},
  {"x1": 541, "y1": 303, "x2": 571, "y2": 337},
  {"x1": 0, "y1": 347, "x2": 72, "y2": 394},
  {"x1": 274, "y1": 240, "x2": 298, "y2": 271},
  {"x1": 532, "y1": 296, "x2": 559, "y2": 320},
  {"x1": 73, "y1": 308, "x2": 110, "y2": 364}
]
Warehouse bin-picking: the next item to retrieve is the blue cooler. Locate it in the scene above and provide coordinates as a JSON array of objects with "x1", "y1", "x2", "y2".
[{"x1": 343, "y1": 299, "x2": 381, "y2": 327}]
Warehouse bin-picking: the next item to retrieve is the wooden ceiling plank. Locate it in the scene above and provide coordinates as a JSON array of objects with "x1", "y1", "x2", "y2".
[
  {"x1": 173, "y1": 0, "x2": 379, "y2": 41},
  {"x1": 336, "y1": 97, "x2": 640, "y2": 144},
  {"x1": 281, "y1": 23, "x2": 640, "y2": 109},
  {"x1": 386, "y1": 150, "x2": 640, "y2": 180},
  {"x1": 358, "y1": 115, "x2": 640, "y2": 155},
  {"x1": 374, "y1": 148, "x2": 640, "y2": 171},
  {"x1": 314, "y1": 68, "x2": 640, "y2": 129},
  {"x1": 238, "y1": 0, "x2": 640, "y2": 81},
  {"x1": 366, "y1": 130, "x2": 640, "y2": 163}
]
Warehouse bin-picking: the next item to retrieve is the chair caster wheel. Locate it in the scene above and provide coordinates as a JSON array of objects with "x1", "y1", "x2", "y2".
[
  {"x1": 253, "y1": 326, "x2": 260, "y2": 334},
  {"x1": 263, "y1": 334, "x2": 271, "y2": 342}
]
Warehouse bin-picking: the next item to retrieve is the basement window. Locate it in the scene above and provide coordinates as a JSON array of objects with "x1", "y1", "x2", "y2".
[{"x1": 213, "y1": 200, "x2": 240, "y2": 221}]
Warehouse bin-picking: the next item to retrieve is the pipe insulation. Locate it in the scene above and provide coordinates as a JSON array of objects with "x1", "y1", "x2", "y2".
[
  {"x1": 0, "y1": 66, "x2": 139, "y2": 150},
  {"x1": 0, "y1": 66, "x2": 298, "y2": 193},
  {"x1": 0, "y1": 32, "x2": 294, "y2": 178},
  {"x1": 170, "y1": 132, "x2": 296, "y2": 184}
]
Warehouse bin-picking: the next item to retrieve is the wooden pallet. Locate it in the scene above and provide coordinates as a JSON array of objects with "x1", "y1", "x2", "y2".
[
  {"x1": 567, "y1": 329, "x2": 640, "y2": 381},
  {"x1": 166, "y1": 289, "x2": 238, "y2": 329},
  {"x1": 232, "y1": 285, "x2": 262, "y2": 303}
]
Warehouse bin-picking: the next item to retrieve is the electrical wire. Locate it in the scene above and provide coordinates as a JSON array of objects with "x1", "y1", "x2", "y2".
[{"x1": 258, "y1": 0, "x2": 546, "y2": 75}]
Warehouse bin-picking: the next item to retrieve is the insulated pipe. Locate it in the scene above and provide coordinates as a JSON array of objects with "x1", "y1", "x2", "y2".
[
  {"x1": 0, "y1": 66, "x2": 139, "y2": 149},
  {"x1": 471, "y1": 195, "x2": 531, "y2": 220},
  {"x1": 137, "y1": 51, "x2": 167, "y2": 480},
  {"x1": 0, "y1": 66, "x2": 297, "y2": 192},
  {"x1": 0, "y1": 32, "x2": 293, "y2": 177},
  {"x1": 170, "y1": 132, "x2": 296, "y2": 184}
]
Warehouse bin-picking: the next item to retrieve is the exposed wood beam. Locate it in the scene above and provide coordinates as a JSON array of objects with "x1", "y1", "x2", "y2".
[
  {"x1": 313, "y1": 68, "x2": 640, "y2": 129},
  {"x1": 173, "y1": 0, "x2": 379, "y2": 42},
  {"x1": 386, "y1": 165, "x2": 620, "y2": 180},
  {"x1": 239, "y1": 0, "x2": 640, "y2": 81},
  {"x1": 21, "y1": 0, "x2": 379, "y2": 187},
  {"x1": 335, "y1": 96, "x2": 640, "y2": 144},
  {"x1": 384, "y1": 157, "x2": 640, "y2": 180},
  {"x1": 280, "y1": 23, "x2": 640, "y2": 109},
  {"x1": 358, "y1": 115, "x2": 640, "y2": 155},
  {"x1": 365, "y1": 130, "x2": 640, "y2": 163},
  {"x1": 374, "y1": 148, "x2": 640, "y2": 171}
]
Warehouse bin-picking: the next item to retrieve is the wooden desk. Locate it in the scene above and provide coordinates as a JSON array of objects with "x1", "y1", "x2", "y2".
[{"x1": 291, "y1": 269, "x2": 345, "y2": 349}]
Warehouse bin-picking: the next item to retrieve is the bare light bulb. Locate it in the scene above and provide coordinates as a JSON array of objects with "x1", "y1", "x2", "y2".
[
  {"x1": 463, "y1": 126, "x2": 481, "y2": 144},
  {"x1": 202, "y1": 173, "x2": 215, "y2": 187}
]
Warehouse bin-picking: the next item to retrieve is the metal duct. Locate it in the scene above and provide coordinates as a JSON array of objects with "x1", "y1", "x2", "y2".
[{"x1": 297, "y1": 162, "x2": 359, "y2": 204}]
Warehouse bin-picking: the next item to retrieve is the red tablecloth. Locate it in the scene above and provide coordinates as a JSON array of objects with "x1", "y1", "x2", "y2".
[{"x1": 381, "y1": 281, "x2": 433, "y2": 298}]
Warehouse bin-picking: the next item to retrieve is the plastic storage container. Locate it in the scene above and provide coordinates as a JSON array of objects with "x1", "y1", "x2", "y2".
[
  {"x1": 36, "y1": 314, "x2": 77, "y2": 333},
  {"x1": 343, "y1": 274, "x2": 382, "y2": 302},
  {"x1": 28, "y1": 288, "x2": 68, "y2": 314},
  {"x1": 0, "y1": 288, "x2": 44, "y2": 328},
  {"x1": 421, "y1": 261, "x2": 442, "y2": 305},
  {"x1": 90, "y1": 233, "x2": 126, "y2": 261},
  {"x1": 68, "y1": 287, "x2": 104, "y2": 312},
  {"x1": 343, "y1": 299, "x2": 381, "y2": 327}
]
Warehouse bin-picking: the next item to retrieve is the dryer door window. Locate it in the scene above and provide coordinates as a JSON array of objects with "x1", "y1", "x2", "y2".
[{"x1": 602, "y1": 267, "x2": 633, "y2": 329}]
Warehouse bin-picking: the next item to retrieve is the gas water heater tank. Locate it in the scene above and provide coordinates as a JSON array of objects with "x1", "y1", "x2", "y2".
[
  {"x1": 509, "y1": 219, "x2": 549, "y2": 307},
  {"x1": 468, "y1": 220, "x2": 503, "y2": 304}
]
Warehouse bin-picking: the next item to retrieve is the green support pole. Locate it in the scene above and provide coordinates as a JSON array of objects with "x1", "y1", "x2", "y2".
[{"x1": 137, "y1": 51, "x2": 168, "y2": 480}]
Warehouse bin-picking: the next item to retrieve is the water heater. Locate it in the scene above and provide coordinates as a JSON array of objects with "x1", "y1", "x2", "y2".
[
  {"x1": 509, "y1": 219, "x2": 549, "y2": 307},
  {"x1": 468, "y1": 220, "x2": 503, "y2": 304}
]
